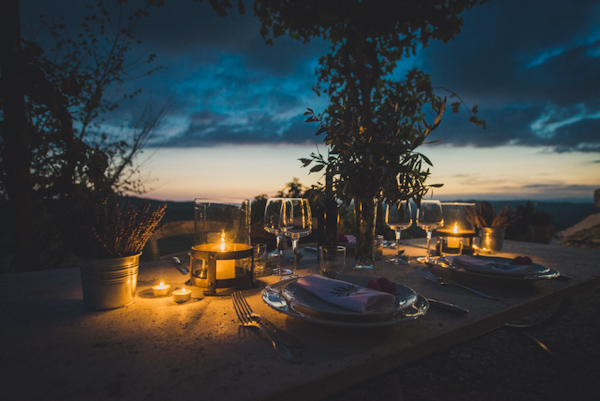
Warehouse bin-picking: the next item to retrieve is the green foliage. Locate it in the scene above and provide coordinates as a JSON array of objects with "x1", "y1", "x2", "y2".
[
  {"x1": 250, "y1": 0, "x2": 486, "y2": 205},
  {"x1": 30, "y1": 0, "x2": 166, "y2": 200},
  {"x1": 250, "y1": 194, "x2": 268, "y2": 224},
  {"x1": 0, "y1": 0, "x2": 166, "y2": 270},
  {"x1": 275, "y1": 178, "x2": 306, "y2": 198},
  {"x1": 252, "y1": 0, "x2": 486, "y2": 104},
  {"x1": 301, "y1": 91, "x2": 446, "y2": 206}
]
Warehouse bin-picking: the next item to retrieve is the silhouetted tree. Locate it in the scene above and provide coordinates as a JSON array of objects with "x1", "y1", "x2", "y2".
[
  {"x1": 0, "y1": 0, "x2": 165, "y2": 272},
  {"x1": 1, "y1": 0, "x2": 35, "y2": 271},
  {"x1": 249, "y1": 1, "x2": 486, "y2": 204},
  {"x1": 276, "y1": 178, "x2": 305, "y2": 198}
]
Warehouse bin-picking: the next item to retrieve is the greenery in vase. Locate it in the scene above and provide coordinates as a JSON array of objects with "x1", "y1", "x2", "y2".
[
  {"x1": 301, "y1": 92, "x2": 446, "y2": 206},
  {"x1": 79, "y1": 201, "x2": 166, "y2": 258}
]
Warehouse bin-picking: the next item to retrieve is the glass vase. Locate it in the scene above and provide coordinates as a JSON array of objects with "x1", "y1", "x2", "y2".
[{"x1": 353, "y1": 197, "x2": 378, "y2": 269}]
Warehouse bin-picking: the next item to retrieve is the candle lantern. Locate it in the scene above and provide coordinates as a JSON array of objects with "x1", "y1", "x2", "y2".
[
  {"x1": 436, "y1": 202, "x2": 476, "y2": 255},
  {"x1": 189, "y1": 199, "x2": 254, "y2": 295}
]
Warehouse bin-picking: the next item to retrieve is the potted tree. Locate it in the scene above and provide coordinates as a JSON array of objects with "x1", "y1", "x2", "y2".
[
  {"x1": 76, "y1": 201, "x2": 166, "y2": 310},
  {"x1": 302, "y1": 92, "x2": 445, "y2": 268},
  {"x1": 248, "y1": 2, "x2": 485, "y2": 268}
]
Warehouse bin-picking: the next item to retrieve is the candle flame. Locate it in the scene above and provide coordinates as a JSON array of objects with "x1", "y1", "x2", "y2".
[
  {"x1": 220, "y1": 230, "x2": 226, "y2": 252},
  {"x1": 453, "y1": 223, "x2": 458, "y2": 234},
  {"x1": 159, "y1": 282, "x2": 164, "y2": 286}
]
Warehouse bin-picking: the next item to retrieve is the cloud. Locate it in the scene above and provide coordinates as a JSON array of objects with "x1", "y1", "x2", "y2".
[
  {"x1": 137, "y1": 1, "x2": 327, "y2": 77},
  {"x1": 155, "y1": 109, "x2": 319, "y2": 147},
  {"x1": 20, "y1": 0, "x2": 600, "y2": 153},
  {"x1": 423, "y1": 0, "x2": 600, "y2": 152}
]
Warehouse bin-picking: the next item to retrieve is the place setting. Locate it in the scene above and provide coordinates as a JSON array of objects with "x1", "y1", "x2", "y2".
[
  {"x1": 427, "y1": 254, "x2": 562, "y2": 282},
  {"x1": 254, "y1": 196, "x2": 434, "y2": 327},
  {"x1": 256, "y1": 196, "x2": 494, "y2": 331},
  {"x1": 262, "y1": 273, "x2": 430, "y2": 328},
  {"x1": 415, "y1": 201, "x2": 569, "y2": 284}
]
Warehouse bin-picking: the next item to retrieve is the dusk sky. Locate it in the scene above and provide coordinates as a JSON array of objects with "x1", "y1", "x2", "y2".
[{"x1": 21, "y1": 0, "x2": 600, "y2": 202}]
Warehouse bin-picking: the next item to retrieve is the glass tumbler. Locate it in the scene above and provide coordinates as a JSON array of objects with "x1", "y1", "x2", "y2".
[{"x1": 319, "y1": 245, "x2": 346, "y2": 275}]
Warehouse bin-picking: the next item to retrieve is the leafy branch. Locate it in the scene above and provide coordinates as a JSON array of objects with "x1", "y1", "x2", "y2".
[
  {"x1": 434, "y1": 86, "x2": 486, "y2": 130},
  {"x1": 300, "y1": 91, "x2": 446, "y2": 206}
]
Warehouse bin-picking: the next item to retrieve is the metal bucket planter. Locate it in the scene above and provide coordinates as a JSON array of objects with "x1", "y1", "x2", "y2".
[
  {"x1": 479, "y1": 227, "x2": 505, "y2": 252},
  {"x1": 79, "y1": 253, "x2": 140, "y2": 311}
]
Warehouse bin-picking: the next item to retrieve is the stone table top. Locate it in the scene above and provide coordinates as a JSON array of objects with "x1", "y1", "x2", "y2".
[{"x1": 1, "y1": 240, "x2": 600, "y2": 400}]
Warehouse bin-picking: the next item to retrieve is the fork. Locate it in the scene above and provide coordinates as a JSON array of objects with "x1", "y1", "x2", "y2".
[
  {"x1": 232, "y1": 292, "x2": 303, "y2": 363},
  {"x1": 233, "y1": 291, "x2": 303, "y2": 349},
  {"x1": 414, "y1": 266, "x2": 502, "y2": 301}
]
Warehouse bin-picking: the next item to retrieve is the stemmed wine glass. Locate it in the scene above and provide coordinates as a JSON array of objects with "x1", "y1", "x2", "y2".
[
  {"x1": 264, "y1": 198, "x2": 292, "y2": 276},
  {"x1": 416, "y1": 200, "x2": 444, "y2": 263},
  {"x1": 279, "y1": 198, "x2": 312, "y2": 277},
  {"x1": 384, "y1": 200, "x2": 413, "y2": 264}
]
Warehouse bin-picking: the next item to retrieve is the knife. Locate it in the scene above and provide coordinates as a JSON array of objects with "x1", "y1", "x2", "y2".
[{"x1": 427, "y1": 298, "x2": 469, "y2": 315}]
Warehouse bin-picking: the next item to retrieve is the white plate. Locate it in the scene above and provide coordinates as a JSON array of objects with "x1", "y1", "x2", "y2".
[{"x1": 262, "y1": 275, "x2": 428, "y2": 328}]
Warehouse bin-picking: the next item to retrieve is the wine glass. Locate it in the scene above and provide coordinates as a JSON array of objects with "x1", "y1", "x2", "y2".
[
  {"x1": 264, "y1": 198, "x2": 292, "y2": 276},
  {"x1": 416, "y1": 200, "x2": 444, "y2": 263},
  {"x1": 280, "y1": 198, "x2": 312, "y2": 277},
  {"x1": 384, "y1": 200, "x2": 413, "y2": 264}
]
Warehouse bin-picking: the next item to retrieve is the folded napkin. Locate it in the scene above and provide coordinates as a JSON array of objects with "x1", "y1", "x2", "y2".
[
  {"x1": 295, "y1": 275, "x2": 396, "y2": 313},
  {"x1": 452, "y1": 255, "x2": 535, "y2": 275}
]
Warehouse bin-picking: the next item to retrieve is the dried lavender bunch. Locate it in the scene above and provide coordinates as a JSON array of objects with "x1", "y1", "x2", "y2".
[
  {"x1": 467, "y1": 201, "x2": 518, "y2": 229},
  {"x1": 82, "y1": 201, "x2": 166, "y2": 258}
]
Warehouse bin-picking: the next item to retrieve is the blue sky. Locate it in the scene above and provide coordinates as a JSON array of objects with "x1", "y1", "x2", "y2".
[{"x1": 21, "y1": 0, "x2": 600, "y2": 202}]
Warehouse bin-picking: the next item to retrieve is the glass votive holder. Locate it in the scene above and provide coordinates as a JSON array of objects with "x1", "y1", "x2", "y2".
[
  {"x1": 373, "y1": 235, "x2": 384, "y2": 261},
  {"x1": 252, "y1": 243, "x2": 268, "y2": 276},
  {"x1": 438, "y1": 236, "x2": 463, "y2": 257},
  {"x1": 319, "y1": 245, "x2": 346, "y2": 275}
]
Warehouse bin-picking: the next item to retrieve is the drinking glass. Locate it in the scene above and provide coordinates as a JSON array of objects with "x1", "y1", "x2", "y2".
[
  {"x1": 252, "y1": 243, "x2": 268, "y2": 276},
  {"x1": 319, "y1": 245, "x2": 346, "y2": 275},
  {"x1": 384, "y1": 200, "x2": 413, "y2": 264},
  {"x1": 263, "y1": 198, "x2": 291, "y2": 276},
  {"x1": 280, "y1": 198, "x2": 312, "y2": 277},
  {"x1": 416, "y1": 200, "x2": 444, "y2": 263}
]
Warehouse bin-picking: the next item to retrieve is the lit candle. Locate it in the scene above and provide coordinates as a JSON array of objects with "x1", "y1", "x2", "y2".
[
  {"x1": 447, "y1": 223, "x2": 460, "y2": 248},
  {"x1": 173, "y1": 287, "x2": 192, "y2": 303},
  {"x1": 152, "y1": 282, "x2": 171, "y2": 297},
  {"x1": 216, "y1": 232, "x2": 235, "y2": 280}
]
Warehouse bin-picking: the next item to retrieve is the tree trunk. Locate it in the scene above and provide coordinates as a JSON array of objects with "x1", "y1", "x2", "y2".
[{"x1": 0, "y1": 0, "x2": 35, "y2": 271}]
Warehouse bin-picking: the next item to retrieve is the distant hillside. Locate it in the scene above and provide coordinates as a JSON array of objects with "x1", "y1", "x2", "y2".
[
  {"x1": 120, "y1": 196, "x2": 195, "y2": 223},
  {"x1": 123, "y1": 196, "x2": 598, "y2": 234},
  {"x1": 486, "y1": 200, "x2": 596, "y2": 232}
]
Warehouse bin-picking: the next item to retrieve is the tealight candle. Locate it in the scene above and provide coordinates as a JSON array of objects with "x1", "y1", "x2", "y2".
[
  {"x1": 173, "y1": 288, "x2": 192, "y2": 303},
  {"x1": 152, "y1": 282, "x2": 171, "y2": 297},
  {"x1": 447, "y1": 223, "x2": 461, "y2": 248},
  {"x1": 217, "y1": 234, "x2": 236, "y2": 280}
]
